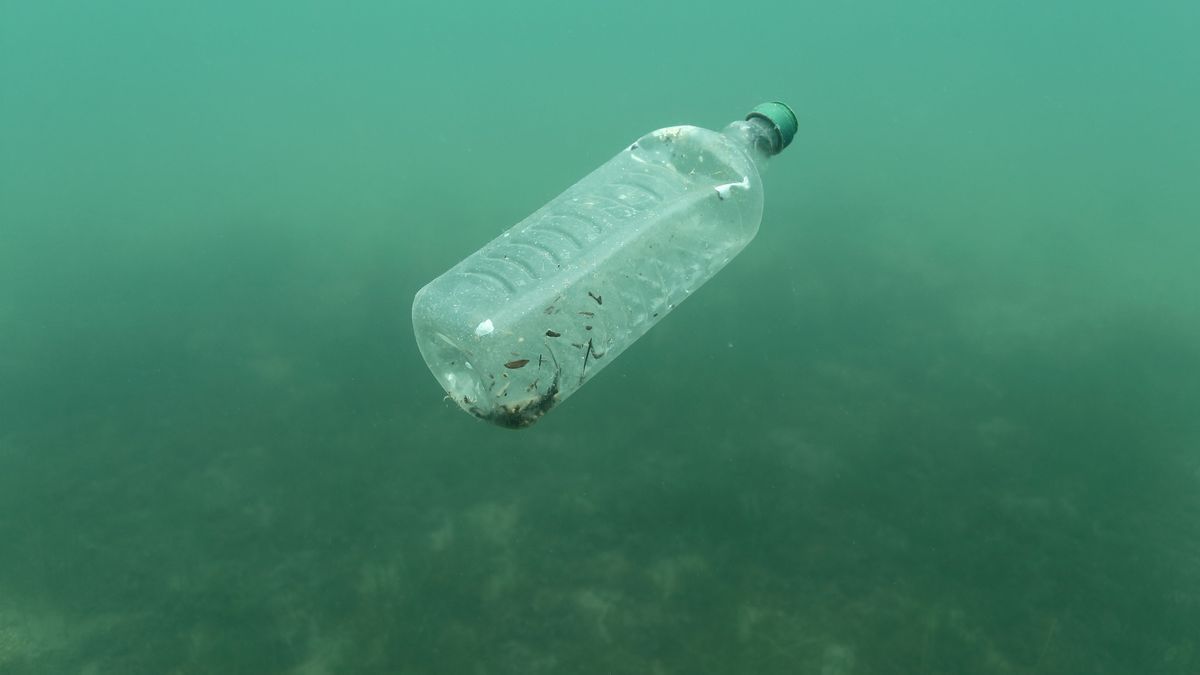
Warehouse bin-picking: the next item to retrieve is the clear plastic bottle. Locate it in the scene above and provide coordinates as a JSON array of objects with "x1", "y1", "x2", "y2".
[{"x1": 412, "y1": 102, "x2": 797, "y2": 428}]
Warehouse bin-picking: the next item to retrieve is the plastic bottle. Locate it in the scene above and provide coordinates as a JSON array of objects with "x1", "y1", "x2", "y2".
[{"x1": 412, "y1": 102, "x2": 797, "y2": 429}]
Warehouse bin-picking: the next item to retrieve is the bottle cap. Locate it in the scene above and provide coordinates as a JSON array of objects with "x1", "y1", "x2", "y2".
[{"x1": 746, "y1": 101, "x2": 798, "y2": 154}]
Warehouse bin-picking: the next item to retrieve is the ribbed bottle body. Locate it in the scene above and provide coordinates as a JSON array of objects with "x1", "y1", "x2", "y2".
[{"x1": 413, "y1": 124, "x2": 763, "y2": 428}]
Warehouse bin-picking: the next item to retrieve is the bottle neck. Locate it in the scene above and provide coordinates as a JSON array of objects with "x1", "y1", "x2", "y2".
[{"x1": 721, "y1": 117, "x2": 779, "y2": 175}]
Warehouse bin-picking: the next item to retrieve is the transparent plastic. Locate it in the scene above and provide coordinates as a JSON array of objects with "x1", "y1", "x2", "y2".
[{"x1": 412, "y1": 116, "x2": 780, "y2": 428}]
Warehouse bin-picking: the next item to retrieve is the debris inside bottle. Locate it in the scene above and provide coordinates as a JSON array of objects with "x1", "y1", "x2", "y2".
[{"x1": 470, "y1": 366, "x2": 560, "y2": 429}]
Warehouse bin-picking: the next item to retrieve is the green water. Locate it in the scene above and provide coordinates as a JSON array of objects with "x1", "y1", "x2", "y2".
[{"x1": 2, "y1": 1, "x2": 1198, "y2": 673}]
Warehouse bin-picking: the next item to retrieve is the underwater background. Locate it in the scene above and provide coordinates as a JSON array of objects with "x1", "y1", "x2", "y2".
[{"x1": 2, "y1": 0, "x2": 1198, "y2": 673}]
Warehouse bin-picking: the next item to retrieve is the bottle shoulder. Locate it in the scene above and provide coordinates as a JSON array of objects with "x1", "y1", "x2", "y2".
[{"x1": 628, "y1": 124, "x2": 759, "y2": 187}]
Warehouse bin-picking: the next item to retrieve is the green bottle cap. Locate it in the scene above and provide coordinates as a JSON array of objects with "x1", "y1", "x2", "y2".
[{"x1": 746, "y1": 101, "x2": 798, "y2": 154}]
